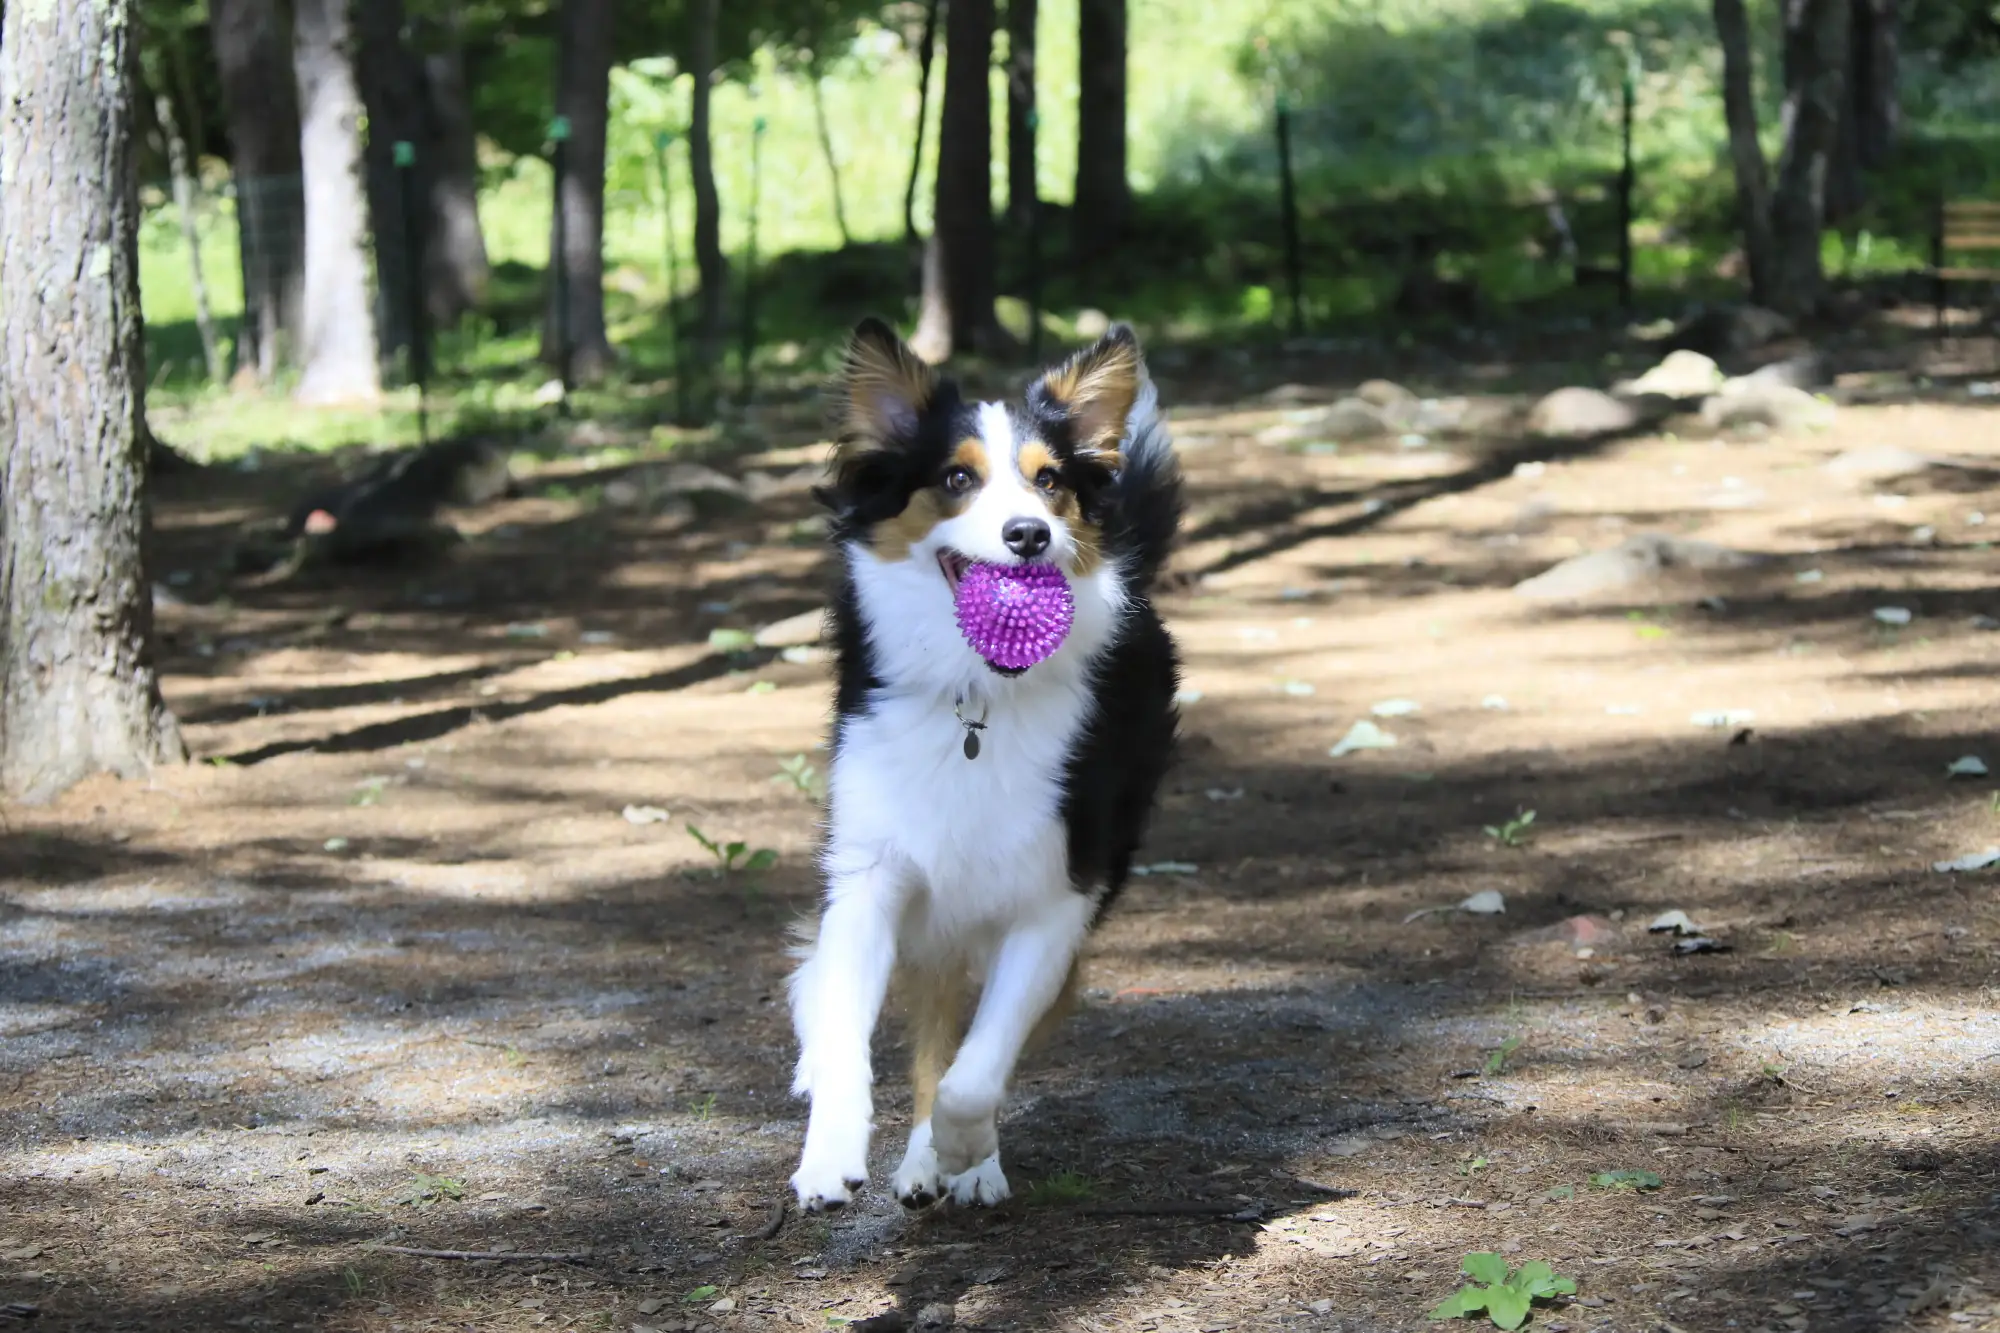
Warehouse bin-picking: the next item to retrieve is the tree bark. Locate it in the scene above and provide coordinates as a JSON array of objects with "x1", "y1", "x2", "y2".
[
  {"x1": 420, "y1": 7, "x2": 490, "y2": 323},
  {"x1": 1715, "y1": 0, "x2": 1779, "y2": 305},
  {"x1": 927, "y1": 0, "x2": 1004, "y2": 358},
  {"x1": 903, "y1": 0, "x2": 943, "y2": 247},
  {"x1": 153, "y1": 80, "x2": 226, "y2": 385},
  {"x1": 689, "y1": 0, "x2": 726, "y2": 414},
  {"x1": 293, "y1": 0, "x2": 384, "y2": 403},
  {"x1": 540, "y1": 0, "x2": 617, "y2": 382},
  {"x1": 210, "y1": 0, "x2": 306, "y2": 384},
  {"x1": 1, "y1": 0, "x2": 186, "y2": 802},
  {"x1": 1005, "y1": 0, "x2": 1038, "y2": 229},
  {"x1": 810, "y1": 71, "x2": 853, "y2": 248},
  {"x1": 356, "y1": 0, "x2": 428, "y2": 367},
  {"x1": 1826, "y1": 0, "x2": 1898, "y2": 220},
  {"x1": 1073, "y1": 0, "x2": 1128, "y2": 260},
  {"x1": 1770, "y1": 0, "x2": 1849, "y2": 310}
]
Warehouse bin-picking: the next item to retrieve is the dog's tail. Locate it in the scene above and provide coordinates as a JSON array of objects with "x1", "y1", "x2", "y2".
[{"x1": 1107, "y1": 367, "x2": 1183, "y2": 591}]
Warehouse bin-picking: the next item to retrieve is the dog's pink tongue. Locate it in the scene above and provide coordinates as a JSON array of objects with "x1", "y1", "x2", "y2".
[{"x1": 953, "y1": 562, "x2": 1074, "y2": 670}]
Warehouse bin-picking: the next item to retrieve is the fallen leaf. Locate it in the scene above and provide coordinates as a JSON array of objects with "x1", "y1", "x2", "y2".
[
  {"x1": 1330, "y1": 720, "x2": 1398, "y2": 757},
  {"x1": 1459, "y1": 890, "x2": 1506, "y2": 915},
  {"x1": 1932, "y1": 847, "x2": 2000, "y2": 873}
]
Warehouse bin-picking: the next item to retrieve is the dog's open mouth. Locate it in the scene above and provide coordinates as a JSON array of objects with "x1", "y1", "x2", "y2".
[{"x1": 937, "y1": 549, "x2": 971, "y2": 592}]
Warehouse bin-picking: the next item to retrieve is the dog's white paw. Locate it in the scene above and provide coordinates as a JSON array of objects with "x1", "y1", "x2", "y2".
[
  {"x1": 932, "y1": 1083, "x2": 1001, "y2": 1178},
  {"x1": 944, "y1": 1152, "x2": 1010, "y2": 1207},
  {"x1": 791, "y1": 1159, "x2": 867, "y2": 1213},
  {"x1": 891, "y1": 1120, "x2": 942, "y2": 1210}
]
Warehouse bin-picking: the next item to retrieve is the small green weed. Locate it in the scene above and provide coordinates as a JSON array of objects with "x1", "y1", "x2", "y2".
[
  {"x1": 342, "y1": 1266, "x2": 367, "y2": 1295},
  {"x1": 1455, "y1": 1155, "x2": 1490, "y2": 1177},
  {"x1": 1483, "y1": 1036, "x2": 1522, "y2": 1076},
  {"x1": 1544, "y1": 1183, "x2": 1575, "y2": 1201},
  {"x1": 1483, "y1": 810, "x2": 1536, "y2": 848},
  {"x1": 689, "y1": 1092, "x2": 718, "y2": 1120},
  {"x1": 686, "y1": 823, "x2": 778, "y2": 877},
  {"x1": 773, "y1": 754, "x2": 825, "y2": 800},
  {"x1": 350, "y1": 775, "x2": 390, "y2": 806},
  {"x1": 684, "y1": 1284, "x2": 720, "y2": 1302},
  {"x1": 1024, "y1": 1170, "x2": 1097, "y2": 1205},
  {"x1": 1588, "y1": 1168, "x2": 1662, "y2": 1191},
  {"x1": 1428, "y1": 1253, "x2": 1577, "y2": 1329},
  {"x1": 394, "y1": 1173, "x2": 465, "y2": 1207}
]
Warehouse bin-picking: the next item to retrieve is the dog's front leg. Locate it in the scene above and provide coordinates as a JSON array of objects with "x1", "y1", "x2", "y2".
[
  {"x1": 788, "y1": 863, "x2": 903, "y2": 1213},
  {"x1": 931, "y1": 893, "x2": 1093, "y2": 1205}
]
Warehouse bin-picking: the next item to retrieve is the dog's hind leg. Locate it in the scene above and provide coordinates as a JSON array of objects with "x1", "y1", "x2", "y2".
[
  {"x1": 788, "y1": 858, "x2": 908, "y2": 1213},
  {"x1": 931, "y1": 892, "x2": 1094, "y2": 1205},
  {"x1": 890, "y1": 968, "x2": 969, "y2": 1209}
]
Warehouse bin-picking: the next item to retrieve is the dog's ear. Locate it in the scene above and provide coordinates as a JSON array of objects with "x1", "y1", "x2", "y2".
[
  {"x1": 833, "y1": 317, "x2": 937, "y2": 457},
  {"x1": 1032, "y1": 323, "x2": 1145, "y2": 464}
]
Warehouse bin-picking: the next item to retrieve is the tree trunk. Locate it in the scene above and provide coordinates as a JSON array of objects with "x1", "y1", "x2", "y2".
[
  {"x1": 810, "y1": 72, "x2": 853, "y2": 248},
  {"x1": 420, "y1": 7, "x2": 490, "y2": 324},
  {"x1": 1770, "y1": 0, "x2": 1849, "y2": 311},
  {"x1": 210, "y1": 0, "x2": 306, "y2": 384},
  {"x1": 540, "y1": 0, "x2": 617, "y2": 382},
  {"x1": 903, "y1": 0, "x2": 943, "y2": 247},
  {"x1": 292, "y1": 0, "x2": 383, "y2": 403},
  {"x1": 1714, "y1": 0, "x2": 1780, "y2": 306},
  {"x1": 356, "y1": 0, "x2": 428, "y2": 368},
  {"x1": 1005, "y1": 0, "x2": 1038, "y2": 228},
  {"x1": 1827, "y1": 0, "x2": 1898, "y2": 220},
  {"x1": 689, "y1": 0, "x2": 726, "y2": 415},
  {"x1": 1073, "y1": 0, "x2": 1127, "y2": 261},
  {"x1": 153, "y1": 80, "x2": 225, "y2": 385},
  {"x1": 930, "y1": 0, "x2": 1004, "y2": 357},
  {"x1": 1, "y1": 0, "x2": 186, "y2": 802}
]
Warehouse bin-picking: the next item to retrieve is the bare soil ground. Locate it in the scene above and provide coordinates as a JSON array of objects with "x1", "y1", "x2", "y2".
[{"x1": 6, "y1": 326, "x2": 2000, "y2": 1333}]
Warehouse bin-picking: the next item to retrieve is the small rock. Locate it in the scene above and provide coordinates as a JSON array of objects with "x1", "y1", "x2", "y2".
[
  {"x1": 1946, "y1": 755, "x2": 1989, "y2": 778},
  {"x1": 753, "y1": 609, "x2": 826, "y2": 649},
  {"x1": 1823, "y1": 445, "x2": 1944, "y2": 484},
  {"x1": 1526, "y1": 386, "x2": 1640, "y2": 438},
  {"x1": 1648, "y1": 909, "x2": 1700, "y2": 936},
  {"x1": 1740, "y1": 351, "x2": 1830, "y2": 391},
  {"x1": 1317, "y1": 397, "x2": 1393, "y2": 441},
  {"x1": 916, "y1": 1303, "x2": 956, "y2": 1329},
  {"x1": 1512, "y1": 533, "x2": 1756, "y2": 602},
  {"x1": 1307, "y1": 1298, "x2": 1335, "y2": 1316},
  {"x1": 1459, "y1": 889, "x2": 1506, "y2": 915},
  {"x1": 1627, "y1": 350, "x2": 1724, "y2": 399},
  {"x1": 637, "y1": 1297, "x2": 665, "y2": 1315},
  {"x1": 1329, "y1": 720, "x2": 1397, "y2": 757},
  {"x1": 660, "y1": 463, "x2": 748, "y2": 500},
  {"x1": 622, "y1": 805, "x2": 671, "y2": 826},
  {"x1": 1701, "y1": 381, "x2": 1834, "y2": 433},
  {"x1": 1355, "y1": 378, "x2": 1417, "y2": 410},
  {"x1": 708, "y1": 1296, "x2": 737, "y2": 1314},
  {"x1": 1873, "y1": 606, "x2": 1914, "y2": 626}
]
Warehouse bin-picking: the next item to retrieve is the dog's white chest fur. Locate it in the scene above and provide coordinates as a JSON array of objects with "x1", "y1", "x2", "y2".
[{"x1": 827, "y1": 679, "x2": 1088, "y2": 946}]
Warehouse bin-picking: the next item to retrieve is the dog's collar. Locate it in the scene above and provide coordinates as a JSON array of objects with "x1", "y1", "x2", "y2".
[{"x1": 952, "y1": 692, "x2": 990, "y2": 761}]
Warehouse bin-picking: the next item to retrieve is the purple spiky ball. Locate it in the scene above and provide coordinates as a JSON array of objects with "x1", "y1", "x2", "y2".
[{"x1": 954, "y1": 561, "x2": 1075, "y2": 670}]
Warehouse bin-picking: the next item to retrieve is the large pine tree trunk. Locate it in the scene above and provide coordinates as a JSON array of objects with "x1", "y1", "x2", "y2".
[
  {"x1": 1826, "y1": 0, "x2": 1898, "y2": 220},
  {"x1": 1073, "y1": 0, "x2": 1127, "y2": 261},
  {"x1": 930, "y1": 0, "x2": 1003, "y2": 356},
  {"x1": 210, "y1": 0, "x2": 306, "y2": 384},
  {"x1": 1006, "y1": 0, "x2": 1038, "y2": 229},
  {"x1": 689, "y1": 0, "x2": 726, "y2": 412},
  {"x1": 541, "y1": 0, "x2": 617, "y2": 382},
  {"x1": 1770, "y1": 0, "x2": 1849, "y2": 310},
  {"x1": 293, "y1": 0, "x2": 384, "y2": 403},
  {"x1": 421, "y1": 7, "x2": 491, "y2": 323},
  {"x1": 1, "y1": 0, "x2": 186, "y2": 802},
  {"x1": 902, "y1": 0, "x2": 943, "y2": 247},
  {"x1": 1714, "y1": 0, "x2": 1780, "y2": 305},
  {"x1": 356, "y1": 0, "x2": 428, "y2": 368}
]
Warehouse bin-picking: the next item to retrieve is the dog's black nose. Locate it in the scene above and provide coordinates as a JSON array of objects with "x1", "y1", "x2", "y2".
[{"x1": 1003, "y1": 517, "x2": 1051, "y2": 558}]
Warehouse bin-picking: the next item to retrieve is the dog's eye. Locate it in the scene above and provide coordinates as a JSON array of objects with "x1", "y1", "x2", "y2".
[
  {"x1": 942, "y1": 466, "x2": 975, "y2": 495},
  {"x1": 1033, "y1": 467, "x2": 1061, "y2": 494}
]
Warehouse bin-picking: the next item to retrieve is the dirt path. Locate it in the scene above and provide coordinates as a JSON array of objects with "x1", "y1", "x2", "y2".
[{"x1": 5, "y1": 345, "x2": 2000, "y2": 1333}]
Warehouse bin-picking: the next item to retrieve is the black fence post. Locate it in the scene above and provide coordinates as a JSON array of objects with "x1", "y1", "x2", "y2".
[
  {"x1": 1027, "y1": 107, "x2": 1043, "y2": 365},
  {"x1": 655, "y1": 129, "x2": 689, "y2": 425},
  {"x1": 1617, "y1": 61, "x2": 1636, "y2": 312},
  {"x1": 1275, "y1": 95, "x2": 1304, "y2": 337},
  {"x1": 550, "y1": 115, "x2": 573, "y2": 416},
  {"x1": 738, "y1": 115, "x2": 765, "y2": 406},
  {"x1": 394, "y1": 140, "x2": 430, "y2": 444}
]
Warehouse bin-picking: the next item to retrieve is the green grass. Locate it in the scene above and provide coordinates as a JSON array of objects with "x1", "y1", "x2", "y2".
[{"x1": 1023, "y1": 1169, "x2": 1098, "y2": 1205}]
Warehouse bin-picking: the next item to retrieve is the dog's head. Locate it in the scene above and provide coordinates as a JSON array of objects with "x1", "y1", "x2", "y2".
[{"x1": 820, "y1": 317, "x2": 1148, "y2": 593}]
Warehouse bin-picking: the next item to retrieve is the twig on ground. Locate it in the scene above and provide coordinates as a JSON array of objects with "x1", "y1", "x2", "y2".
[
  {"x1": 1289, "y1": 1178, "x2": 1360, "y2": 1198},
  {"x1": 373, "y1": 1246, "x2": 594, "y2": 1264},
  {"x1": 746, "y1": 1198, "x2": 788, "y2": 1241}
]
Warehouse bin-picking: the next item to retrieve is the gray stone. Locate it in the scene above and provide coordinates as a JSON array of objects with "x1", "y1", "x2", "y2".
[
  {"x1": 1514, "y1": 533, "x2": 1758, "y2": 602},
  {"x1": 1740, "y1": 351, "x2": 1830, "y2": 391},
  {"x1": 1526, "y1": 387, "x2": 1639, "y2": 438},
  {"x1": 1355, "y1": 378, "x2": 1418, "y2": 410},
  {"x1": 754, "y1": 609, "x2": 828, "y2": 649},
  {"x1": 1700, "y1": 381, "x2": 1833, "y2": 433},
  {"x1": 1626, "y1": 350, "x2": 1724, "y2": 399},
  {"x1": 659, "y1": 463, "x2": 748, "y2": 499},
  {"x1": 1822, "y1": 445, "x2": 1943, "y2": 483}
]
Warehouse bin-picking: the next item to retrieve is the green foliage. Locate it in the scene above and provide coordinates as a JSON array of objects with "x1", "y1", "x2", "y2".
[
  {"x1": 1483, "y1": 1036, "x2": 1522, "y2": 1076},
  {"x1": 1483, "y1": 810, "x2": 1536, "y2": 848},
  {"x1": 685, "y1": 823, "x2": 778, "y2": 877},
  {"x1": 1024, "y1": 1170, "x2": 1098, "y2": 1205},
  {"x1": 394, "y1": 1173, "x2": 466, "y2": 1207},
  {"x1": 1589, "y1": 1168, "x2": 1663, "y2": 1191},
  {"x1": 773, "y1": 754, "x2": 825, "y2": 800},
  {"x1": 1429, "y1": 1253, "x2": 1577, "y2": 1330}
]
